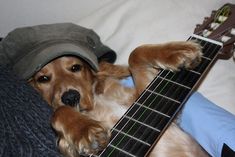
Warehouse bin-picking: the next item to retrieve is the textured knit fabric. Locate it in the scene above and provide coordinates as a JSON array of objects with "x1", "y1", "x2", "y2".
[{"x1": 0, "y1": 65, "x2": 61, "y2": 157}]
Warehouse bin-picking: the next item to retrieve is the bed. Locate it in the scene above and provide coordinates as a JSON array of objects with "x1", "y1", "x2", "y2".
[
  {"x1": 71, "y1": 0, "x2": 235, "y2": 115},
  {"x1": 0, "y1": 1, "x2": 234, "y2": 114},
  {"x1": 0, "y1": 0, "x2": 234, "y2": 156}
]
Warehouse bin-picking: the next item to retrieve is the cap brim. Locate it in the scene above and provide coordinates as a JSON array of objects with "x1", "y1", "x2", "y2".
[
  {"x1": 13, "y1": 43, "x2": 99, "y2": 79},
  {"x1": 97, "y1": 45, "x2": 117, "y2": 63}
]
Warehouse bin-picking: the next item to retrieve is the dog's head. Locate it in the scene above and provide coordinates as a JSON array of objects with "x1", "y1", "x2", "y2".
[{"x1": 29, "y1": 56, "x2": 96, "y2": 111}]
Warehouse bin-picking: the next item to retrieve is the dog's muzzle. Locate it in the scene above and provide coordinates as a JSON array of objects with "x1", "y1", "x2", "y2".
[{"x1": 61, "y1": 89, "x2": 80, "y2": 107}]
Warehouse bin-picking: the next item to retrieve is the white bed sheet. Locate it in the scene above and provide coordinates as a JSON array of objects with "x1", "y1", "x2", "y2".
[
  {"x1": 77, "y1": 0, "x2": 235, "y2": 114},
  {"x1": 0, "y1": 0, "x2": 234, "y2": 114}
]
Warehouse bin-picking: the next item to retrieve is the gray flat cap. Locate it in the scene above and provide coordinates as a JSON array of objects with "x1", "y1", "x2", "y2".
[{"x1": 0, "y1": 23, "x2": 116, "y2": 79}]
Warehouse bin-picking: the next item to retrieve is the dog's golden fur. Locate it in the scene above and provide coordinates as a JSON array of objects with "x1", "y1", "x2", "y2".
[{"x1": 29, "y1": 41, "x2": 208, "y2": 157}]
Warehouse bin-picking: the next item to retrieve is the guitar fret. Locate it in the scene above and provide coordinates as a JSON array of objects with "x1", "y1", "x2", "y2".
[
  {"x1": 112, "y1": 128, "x2": 152, "y2": 146},
  {"x1": 189, "y1": 69, "x2": 201, "y2": 75},
  {"x1": 210, "y1": 45, "x2": 221, "y2": 59},
  {"x1": 134, "y1": 90, "x2": 180, "y2": 117},
  {"x1": 125, "y1": 115, "x2": 161, "y2": 132},
  {"x1": 98, "y1": 35, "x2": 223, "y2": 157},
  {"x1": 193, "y1": 57, "x2": 211, "y2": 74},
  {"x1": 146, "y1": 89, "x2": 181, "y2": 104},
  {"x1": 135, "y1": 102, "x2": 171, "y2": 118},
  {"x1": 113, "y1": 116, "x2": 161, "y2": 145},
  {"x1": 107, "y1": 127, "x2": 151, "y2": 156},
  {"x1": 148, "y1": 76, "x2": 191, "y2": 103},
  {"x1": 191, "y1": 35, "x2": 222, "y2": 60},
  {"x1": 109, "y1": 144, "x2": 136, "y2": 157},
  {"x1": 201, "y1": 55, "x2": 212, "y2": 61},
  {"x1": 159, "y1": 70, "x2": 201, "y2": 88},
  {"x1": 203, "y1": 44, "x2": 221, "y2": 59},
  {"x1": 158, "y1": 76, "x2": 191, "y2": 89},
  {"x1": 192, "y1": 34, "x2": 223, "y2": 46}
]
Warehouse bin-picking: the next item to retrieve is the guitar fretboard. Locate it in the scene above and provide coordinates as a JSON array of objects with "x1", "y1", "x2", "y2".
[{"x1": 92, "y1": 35, "x2": 222, "y2": 157}]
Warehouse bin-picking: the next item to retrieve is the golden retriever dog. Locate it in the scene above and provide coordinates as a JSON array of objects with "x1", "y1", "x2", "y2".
[{"x1": 29, "y1": 41, "x2": 208, "y2": 157}]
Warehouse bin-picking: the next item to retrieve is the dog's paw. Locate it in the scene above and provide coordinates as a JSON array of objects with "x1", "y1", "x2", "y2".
[
  {"x1": 76, "y1": 122, "x2": 110, "y2": 156},
  {"x1": 51, "y1": 106, "x2": 110, "y2": 157},
  {"x1": 160, "y1": 41, "x2": 202, "y2": 71}
]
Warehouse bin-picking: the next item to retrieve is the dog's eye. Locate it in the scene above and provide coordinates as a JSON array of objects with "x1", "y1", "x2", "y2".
[
  {"x1": 37, "y1": 75, "x2": 50, "y2": 83},
  {"x1": 70, "y1": 64, "x2": 81, "y2": 72}
]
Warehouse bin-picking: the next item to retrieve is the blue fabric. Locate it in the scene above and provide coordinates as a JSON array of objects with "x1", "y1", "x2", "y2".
[
  {"x1": 120, "y1": 76, "x2": 135, "y2": 88},
  {"x1": 179, "y1": 92, "x2": 235, "y2": 157}
]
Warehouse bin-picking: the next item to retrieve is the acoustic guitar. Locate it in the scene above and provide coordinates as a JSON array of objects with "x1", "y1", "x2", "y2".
[{"x1": 91, "y1": 3, "x2": 235, "y2": 157}]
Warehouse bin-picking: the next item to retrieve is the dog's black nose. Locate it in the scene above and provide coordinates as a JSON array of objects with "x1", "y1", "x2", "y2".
[{"x1": 61, "y1": 90, "x2": 80, "y2": 107}]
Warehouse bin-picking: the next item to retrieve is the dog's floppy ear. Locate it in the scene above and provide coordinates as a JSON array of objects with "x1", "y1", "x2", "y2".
[
  {"x1": 98, "y1": 61, "x2": 130, "y2": 78},
  {"x1": 94, "y1": 74, "x2": 106, "y2": 95},
  {"x1": 94, "y1": 61, "x2": 130, "y2": 94}
]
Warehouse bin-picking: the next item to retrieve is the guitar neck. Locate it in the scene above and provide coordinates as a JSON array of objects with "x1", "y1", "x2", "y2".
[{"x1": 92, "y1": 35, "x2": 222, "y2": 157}]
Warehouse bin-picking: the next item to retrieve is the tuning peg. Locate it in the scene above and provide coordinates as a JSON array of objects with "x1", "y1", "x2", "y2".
[
  {"x1": 211, "y1": 10, "x2": 217, "y2": 15},
  {"x1": 196, "y1": 24, "x2": 201, "y2": 28},
  {"x1": 210, "y1": 22, "x2": 220, "y2": 30},
  {"x1": 203, "y1": 17, "x2": 209, "y2": 22},
  {"x1": 202, "y1": 29, "x2": 212, "y2": 37},
  {"x1": 231, "y1": 28, "x2": 235, "y2": 35},
  {"x1": 221, "y1": 35, "x2": 231, "y2": 42},
  {"x1": 217, "y1": 16, "x2": 228, "y2": 22}
]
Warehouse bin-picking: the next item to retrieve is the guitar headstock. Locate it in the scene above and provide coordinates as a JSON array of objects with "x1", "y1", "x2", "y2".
[{"x1": 194, "y1": 3, "x2": 235, "y2": 59}]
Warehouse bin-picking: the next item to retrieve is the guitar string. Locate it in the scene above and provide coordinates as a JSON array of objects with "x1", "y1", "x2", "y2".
[
  {"x1": 105, "y1": 73, "x2": 173, "y2": 156},
  {"x1": 99, "y1": 37, "x2": 198, "y2": 156},
  {"x1": 96, "y1": 63, "x2": 170, "y2": 156},
  {"x1": 210, "y1": 26, "x2": 233, "y2": 40},
  {"x1": 110, "y1": 70, "x2": 166, "y2": 131},
  {"x1": 117, "y1": 37, "x2": 207, "y2": 153},
  {"x1": 194, "y1": 4, "x2": 233, "y2": 44},
  {"x1": 100, "y1": 36, "x2": 201, "y2": 156},
  {"x1": 122, "y1": 37, "x2": 222, "y2": 154},
  {"x1": 103, "y1": 20, "x2": 223, "y2": 155},
  {"x1": 98, "y1": 36, "x2": 219, "y2": 156},
  {"x1": 116, "y1": 70, "x2": 176, "y2": 154},
  {"x1": 118, "y1": 74, "x2": 181, "y2": 154},
  {"x1": 100, "y1": 42, "x2": 218, "y2": 157},
  {"x1": 116, "y1": 37, "x2": 221, "y2": 155},
  {"x1": 139, "y1": 45, "x2": 206, "y2": 130},
  {"x1": 195, "y1": 25, "x2": 233, "y2": 44},
  {"x1": 214, "y1": 4, "x2": 230, "y2": 23},
  {"x1": 97, "y1": 70, "x2": 168, "y2": 156}
]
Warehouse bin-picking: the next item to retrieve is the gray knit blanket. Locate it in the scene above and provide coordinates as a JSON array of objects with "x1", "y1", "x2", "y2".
[{"x1": 0, "y1": 65, "x2": 62, "y2": 157}]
